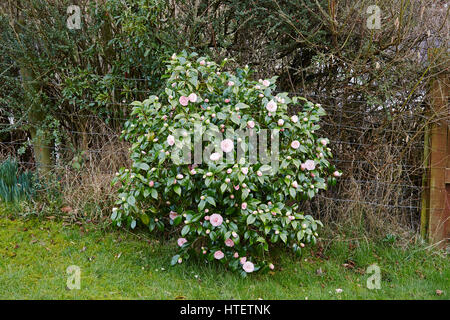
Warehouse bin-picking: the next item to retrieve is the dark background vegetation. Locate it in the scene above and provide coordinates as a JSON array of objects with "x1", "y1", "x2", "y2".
[{"x1": 0, "y1": 0, "x2": 448, "y2": 241}]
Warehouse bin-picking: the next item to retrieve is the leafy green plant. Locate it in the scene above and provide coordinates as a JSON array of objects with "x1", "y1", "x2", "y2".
[
  {"x1": 113, "y1": 51, "x2": 341, "y2": 275},
  {"x1": 0, "y1": 159, "x2": 35, "y2": 203}
]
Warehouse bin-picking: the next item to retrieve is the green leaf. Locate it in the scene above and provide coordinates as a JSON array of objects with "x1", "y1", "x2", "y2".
[
  {"x1": 173, "y1": 215, "x2": 182, "y2": 226},
  {"x1": 206, "y1": 196, "x2": 216, "y2": 206},
  {"x1": 231, "y1": 113, "x2": 240, "y2": 125},
  {"x1": 181, "y1": 225, "x2": 190, "y2": 236},
  {"x1": 235, "y1": 102, "x2": 250, "y2": 109},
  {"x1": 289, "y1": 187, "x2": 296, "y2": 198},
  {"x1": 247, "y1": 214, "x2": 256, "y2": 225},
  {"x1": 174, "y1": 185, "x2": 181, "y2": 196},
  {"x1": 134, "y1": 162, "x2": 150, "y2": 171},
  {"x1": 127, "y1": 195, "x2": 136, "y2": 206},
  {"x1": 171, "y1": 255, "x2": 180, "y2": 266}
]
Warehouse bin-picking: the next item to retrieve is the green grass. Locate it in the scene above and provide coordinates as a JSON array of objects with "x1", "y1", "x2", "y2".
[{"x1": 0, "y1": 213, "x2": 448, "y2": 299}]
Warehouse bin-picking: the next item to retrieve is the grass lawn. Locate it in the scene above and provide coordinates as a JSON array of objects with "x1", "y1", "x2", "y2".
[{"x1": 0, "y1": 214, "x2": 448, "y2": 300}]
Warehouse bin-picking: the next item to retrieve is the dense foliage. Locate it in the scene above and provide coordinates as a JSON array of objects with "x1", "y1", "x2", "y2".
[{"x1": 112, "y1": 52, "x2": 341, "y2": 274}]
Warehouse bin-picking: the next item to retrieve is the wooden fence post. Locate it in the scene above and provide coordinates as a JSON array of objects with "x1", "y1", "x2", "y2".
[{"x1": 421, "y1": 48, "x2": 449, "y2": 248}]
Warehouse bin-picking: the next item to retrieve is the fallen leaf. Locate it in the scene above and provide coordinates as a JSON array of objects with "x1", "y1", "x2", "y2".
[
  {"x1": 175, "y1": 296, "x2": 186, "y2": 300},
  {"x1": 61, "y1": 206, "x2": 73, "y2": 213}
]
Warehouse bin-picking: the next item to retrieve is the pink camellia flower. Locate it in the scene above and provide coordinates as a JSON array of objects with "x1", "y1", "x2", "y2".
[
  {"x1": 269, "y1": 263, "x2": 275, "y2": 270},
  {"x1": 230, "y1": 195, "x2": 235, "y2": 199},
  {"x1": 221, "y1": 139, "x2": 234, "y2": 153},
  {"x1": 176, "y1": 174, "x2": 183, "y2": 179},
  {"x1": 149, "y1": 181, "x2": 154, "y2": 187},
  {"x1": 210, "y1": 214, "x2": 223, "y2": 227},
  {"x1": 188, "y1": 93, "x2": 198, "y2": 103},
  {"x1": 333, "y1": 171, "x2": 342, "y2": 177},
  {"x1": 247, "y1": 120, "x2": 255, "y2": 128},
  {"x1": 179, "y1": 96, "x2": 189, "y2": 106},
  {"x1": 224, "y1": 98, "x2": 230, "y2": 103},
  {"x1": 292, "y1": 181, "x2": 298, "y2": 189},
  {"x1": 300, "y1": 163, "x2": 306, "y2": 171},
  {"x1": 257, "y1": 171, "x2": 263, "y2": 177},
  {"x1": 190, "y1": 169, "x2": 197, "y2": 175},
  {"x1": 204, "y1": 215, "x2": 210, "y2": 221},
  {"x1": 214, "y1": 250, "x2": 224, "y2": 260},
  {"x1": 291, "y1": 140, "x2": 300, "y2": 149},
  {"x1": 255, "y1": 85, "x2": 261, "y2": 90},
  {"x1": 240, "y1": 257, "x2": 247, "y2": 264},
  {"x1": 278, "y1": 119, "x2": 284, "y2": 126},
  {"x1": 232, "y1": 231, "x2": 238, "y2": 238},
  {"x1": 228, "y1": 81, "x2": 234, "y2": 86},
  {"x1": 234, "y1": 185, "x2": 240, "y2": 191},
  {"x1": 320, "y1": 139, "x2": 327, "y2": 146},
  {"x1": 288, "y1": 216, "x2": 295, "y2": 221},
  {"x1": 266, "y1": 100, "x2": 277, "y2": 112},
  {"x1": 204, "y1": 98, "x2": 209, "y2": 103},
  {"x1": 291, "y1": 115, "x2": 299, "y2": 123},
  {"x1": 242, "y1": 261, "x2": 255, "y2": 273},
  {"x1": 241, "y1": 202, "x2": 247, "y2": 210},
  {"x1": 169, "y1": 211, "x2": 178, "y2": 220},
  {"x1": 233, "y1": 252, "x2": 239, "y2": 258},
  {"x1": 177, "y1": 238, "x2": 187, "y2": 247},
  {"x1": 199, "y1": 60, "x2": 206, "y2": 66},
  {"x1": 241, "y1": 167, "x2": 248, "y2": 175},
  {"x1": 225, "y1": 238, "x2": 234, "y2": 247},
  {"x1": 262, "y1": 80, "x2": 270, "y2": 86},
  {"x1": 304, "y1": 160, "x2": 316, "y2": 171},
  {"x1": 167, "y1": 135, "x2": 175, "y2": 146},
  {"x1": 210, "y1": 152, "x2": 221, "y2": 161}
]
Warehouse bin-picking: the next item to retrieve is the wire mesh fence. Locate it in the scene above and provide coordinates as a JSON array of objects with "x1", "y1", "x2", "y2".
[{"x1": 1, "y1": 74, "x2": 448, "y2": 236}]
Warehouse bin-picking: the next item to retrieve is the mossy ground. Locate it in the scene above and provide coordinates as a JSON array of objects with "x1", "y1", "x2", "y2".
[{"x1": 0, "y1": 210, "x2": 448, "y2": 299}]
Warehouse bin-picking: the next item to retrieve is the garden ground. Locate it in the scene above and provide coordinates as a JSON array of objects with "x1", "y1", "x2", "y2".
[{"x1": 0, "y1": 210, "x2": 448, "y2": 300}]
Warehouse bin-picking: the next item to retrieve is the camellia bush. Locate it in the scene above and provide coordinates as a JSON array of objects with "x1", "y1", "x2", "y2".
[{"x1": 112, "y1": 51, "x2": 341, "y2": 275}]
